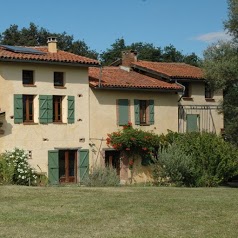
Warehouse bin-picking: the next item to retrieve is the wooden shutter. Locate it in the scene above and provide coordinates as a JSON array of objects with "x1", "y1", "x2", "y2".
[
  {"x1": 118, "y1": 99, "x2": 129, "y2": 126},
  {"x1": 187, "y1": 114, "x2": 199, "y2": 132},
  {"x1": 67, "y1": 96, "x2": 75, "y2": 124},
  {"x1": 134, "y1": 99, "x2": 140, "y2": 125},
  {"x1": 48, "y1": 150, "x2": 59, "y2": 185},
  {"x1": 78, "y1": 149, "x2": 89, "y2": 182},
  {"x1": 47, "y1": 95, "x2": 53, "y2": 123},
  {"x1": 14, "y1": 94, "x2": 23, "y2": 124},
  {"x1": 39, "y1": 95, "x2": 53, "y2": 123},
  {"x1": 149, "y1": 100, "x2": 154, "y2": 125}
]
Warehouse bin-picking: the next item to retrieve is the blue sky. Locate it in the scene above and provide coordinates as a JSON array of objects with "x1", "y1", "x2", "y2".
[{"x1": 0, "y1": 0, "x2": 230, "y2": 58}]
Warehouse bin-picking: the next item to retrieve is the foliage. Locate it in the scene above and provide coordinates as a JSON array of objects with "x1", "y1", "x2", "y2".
[
  {"x1": 100, "y1": 38, "x2": 201, "y2": 66},
  {"x1": 0, "y1": 22, "x2": 98, "y2": 59},
  {"x1": 153, "y1": 131, "x2": 238, "y2": 186},
  {"x1": 82, "y1": 167, "x2": 120, "y2": 187},
  {"x1": 203, "y1": 0, "x2": 238, "y2": 145},
  {"x1": 152, "y1": 144, "x2": 197, "y2": 187},
  {"x1": 224, "y1": 0, "x2": 238, "y2": 41},
  {"x1": 0, "y1": 148, "x2": 37, "y2": 185},
  {"x1": 106, "y1": 123, "x2": 161, "y2": 168}
]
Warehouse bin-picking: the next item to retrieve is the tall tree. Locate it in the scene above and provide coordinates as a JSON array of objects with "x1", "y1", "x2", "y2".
[
  {"x1": 203, "y1": 0, "x2": 238, "y2": 145},
  {"x1": 100, "y1": 39, "x2": 200, "y2": 66},
  {"x1": 0, "y1": 23, "x2": 98, "y2": 59}
]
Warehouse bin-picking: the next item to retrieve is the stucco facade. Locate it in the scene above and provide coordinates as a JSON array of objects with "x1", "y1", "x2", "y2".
[{"x1": 0, "y1": 62, "x2": 90, "y2": 174}]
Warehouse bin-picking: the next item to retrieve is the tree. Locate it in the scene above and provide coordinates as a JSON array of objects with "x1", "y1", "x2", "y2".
[
  {"x1": 0, "y1": 23, "x2": 98, "y2": 59},
  {"x1": 99, "y1": 38, "x2": 201, "y2": 66},
  {"x1": 203, "y1": 0, "x2": 238, "y2": 145}
]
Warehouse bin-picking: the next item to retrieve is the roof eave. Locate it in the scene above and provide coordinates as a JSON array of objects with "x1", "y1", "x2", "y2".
[
  {"x1": 0, "y1": 58, "x2": 100, "y2": 67},
  {"x1": 90, "y1": 84, "x2": 182, "y2": 93}
]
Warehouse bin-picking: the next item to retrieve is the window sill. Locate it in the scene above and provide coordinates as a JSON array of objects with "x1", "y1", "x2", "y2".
[
  {"x1": 182, "y1": 97, "x2": 193, "y2": 101},
  {"x1": 205, "y1": 98, "x2": 215, "y2": 102},
  {"x1": 23, "y1": 122, "x2": 38, "y2": 125},
  {"x1": 54, "y1": 86, "x2": 67, "y2": 89},
  {"x1": 23, "y1": 84, "x2": 36, "y2": 87},
  {"x1": 139, "y1": 124, "x2": 150, "y2": 126},
  {"x1": 53, "y1": 122, "x2": 67, "y2": 125}
]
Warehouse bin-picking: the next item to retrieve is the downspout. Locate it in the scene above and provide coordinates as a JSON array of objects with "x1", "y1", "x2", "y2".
[{"x1": 175, "y1": 80, "x2": 185, "y2": 102}]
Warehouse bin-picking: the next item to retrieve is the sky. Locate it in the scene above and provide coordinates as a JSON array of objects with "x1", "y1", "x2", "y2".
[{"x1": 0, "y1": 0, "x2": 230, "y2": 58}]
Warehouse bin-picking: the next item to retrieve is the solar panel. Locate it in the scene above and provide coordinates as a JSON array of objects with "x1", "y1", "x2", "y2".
[{"x1": 0, "y1": 44, "x2": 46, "y2": 55}]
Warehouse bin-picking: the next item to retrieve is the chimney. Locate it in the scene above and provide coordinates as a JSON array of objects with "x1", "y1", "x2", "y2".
[
  {"x1": 47, "y1": 37, "x2": 57, "y2": 53},
  {"x1": 121, "y1": 50, "x2": 138, "y2": 67}
]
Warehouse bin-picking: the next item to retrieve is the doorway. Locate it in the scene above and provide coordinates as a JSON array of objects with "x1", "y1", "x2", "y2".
[
  {"x1": 59, "y1": 150, "x2": 77, "y2": 183},
  {"x1": 105, "y1": 150, "x2": 120, "y2": 175}
]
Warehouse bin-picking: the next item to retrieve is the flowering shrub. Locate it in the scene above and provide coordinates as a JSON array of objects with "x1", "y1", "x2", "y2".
[
  {"x1": 106, "y1": 123, "x2": 161, "y2": 168},
  {"x1": 0, "y1": 148, "x2": 37, "y2": 185}
]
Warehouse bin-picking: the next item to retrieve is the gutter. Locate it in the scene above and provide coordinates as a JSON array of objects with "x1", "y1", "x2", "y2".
[
  {"x1": 91, "y1": 85, "x2": 181, "y2": 93},
  {"x1": 0, "y1": 58, "x2": 100, "y2": 67}
]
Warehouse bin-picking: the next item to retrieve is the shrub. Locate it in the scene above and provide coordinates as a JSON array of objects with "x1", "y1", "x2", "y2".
[
  {"x1": 82, "y1": 167, "x2": 120, "y2": 187},
  {"x1": 0, "y1": 155, "x2": 15, "y2": 184},
  {"x1": 0, "y1": 148, "x2": 37, "y2": 186},
  {"x1": 152, "y1": 144, "x2": 197, "y2": 186},
  {"x1": 159, "y1": 132, "x2": 238, "y2": 187}
]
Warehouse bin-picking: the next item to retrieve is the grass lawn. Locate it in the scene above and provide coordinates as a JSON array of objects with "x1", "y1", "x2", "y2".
[{"x1": 0, "y1": 186, "x2": 237, "y2": 238}]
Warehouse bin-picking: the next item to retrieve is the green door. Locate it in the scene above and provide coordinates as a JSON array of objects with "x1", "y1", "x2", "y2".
[
  {"x1": 187, "y1": 114, "x2": 199, "y2": 132},
  {"x1": 48, "y1": 150, "x2": 59, "y2": 185},
  {"x1": 78, "y1": 149, "x2": 89, "y2": 183}
]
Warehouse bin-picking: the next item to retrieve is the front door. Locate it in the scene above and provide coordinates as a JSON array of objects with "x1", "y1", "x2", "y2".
[{"x1": 59, "y1": 150, "x2": 77, "y2": 183}]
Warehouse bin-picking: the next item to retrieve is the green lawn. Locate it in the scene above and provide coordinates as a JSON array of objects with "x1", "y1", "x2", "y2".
[{"x1": 0, "y1": 186, "x2": 237, "y2": 238}]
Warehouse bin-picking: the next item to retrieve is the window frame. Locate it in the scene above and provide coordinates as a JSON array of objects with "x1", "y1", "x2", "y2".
[
  {"x1": 54, "y1": 72, "x2": 64, "y2": 87},
  {"x1": 23, "y1": 95, "x2": 34, "y2": 123},
  {"x1": 181, "y1": 82, "x2": 191, "y2": 98},
  {"x1": 205, "y1": 83, "x2": 214, "y2": 99},
  {"x1": 22, "y1": 70, "x2": 34, "y2": 85},
  {"x1": 139, "y1": 100, "x2": 148, "y2": 125},
  {"x1": 53, "y1": 95, "x2": 63, "y2": 123}
]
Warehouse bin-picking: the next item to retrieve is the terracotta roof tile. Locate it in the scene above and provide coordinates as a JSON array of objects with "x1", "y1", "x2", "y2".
[
  {"x1": 132, "y1": 61, "x2": 204, "y2": 79},
  {"x1": 89, "y1": 67, "x2": 182, "y2": 90},
  {"x1": 0, "y1": 45, "x2": 99, "y2": 65}
]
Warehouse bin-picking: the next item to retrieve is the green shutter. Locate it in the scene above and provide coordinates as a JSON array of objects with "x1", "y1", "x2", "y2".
[
  {"x1": 47, "y1": 95, "x2": 53, "y2": 123},
  {"x1": 39, "y1": 95, "x2": 53, "y2": 123},
  {"x1": 187, "y1": 114, "x2": 199, "y2": 132},
  {"x1": 48, "y1": 150, "x2": 59, "y2": 185},
  {"x1": 78, "y1": 149, "x2": 89, "y2": 182},
  {"x1": 14, "y1": 94, "x2": 23, "y2": 124},
  {"x1": 68, "y1": 96, "x2": 75, "y2": 124},
  {"x1": 118, "y1": 99, "x2": 129, "y2": 126},
  {"x1": 149, "y1": 100, "x2": 154, "y2": 125},
  {"x1": 134, "y1": 99, "x2": 140, "y2": 125}
]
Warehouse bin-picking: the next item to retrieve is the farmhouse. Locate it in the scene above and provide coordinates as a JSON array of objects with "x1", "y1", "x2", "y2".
[{"x1": 0, "y1": 41, "x2": 223, "y2": 184}]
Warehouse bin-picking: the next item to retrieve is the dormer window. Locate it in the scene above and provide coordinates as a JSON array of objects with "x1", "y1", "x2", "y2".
[{"x1": 22, "y1": 70, "x2": 34, "y2": 85}]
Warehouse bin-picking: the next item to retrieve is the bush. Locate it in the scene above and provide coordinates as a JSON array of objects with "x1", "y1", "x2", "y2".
[
  {"x1": 82, "y1": 167, "x2": 120, "y2": 187},
  {"x1": 152, "y1": 144, "x2": 197, "y2": 186},
  {"x1": 156, "y1": 132, "x2": 238, "y2": 187},
  {"x1": 0, "y1": 148, "x2": 37, "y2": 186}
]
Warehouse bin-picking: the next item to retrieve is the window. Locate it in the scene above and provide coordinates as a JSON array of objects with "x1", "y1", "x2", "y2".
[
  {"x1": 54, "y1": 72, "x2": 64, "y2": 87},
  {"x1": 181, "y1": 82, "x2": 190, "y2": 98},
  {"x1": 134, "y1": 99, "x2": 154, "y2": 125},
  {"x1": 22, "y1": 70, "x2": 34, "y2": 85},
  {"x1": 23, "y1": 95, "x2": 34, "y2": 122},
  {"x1": 39, "y1": 95, "x2": 75, "y2": 124},
  {"x1": 53, "y1": 96, "x2": 62, "y2": 122},
  {"x1": 205, "y1": 83, "x2": 214, "y2": 99},
  {"x1": 14, "y1": 94, "x2": 35, "y2": 124}
]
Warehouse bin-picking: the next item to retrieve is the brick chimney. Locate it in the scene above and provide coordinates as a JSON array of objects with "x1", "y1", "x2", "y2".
[
  {"x1": 121, "y1": 50, "x2": 137, "y2": 67},
  {"x1": 47, "y1": 37, "x2": 57, "y2": 53}
]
